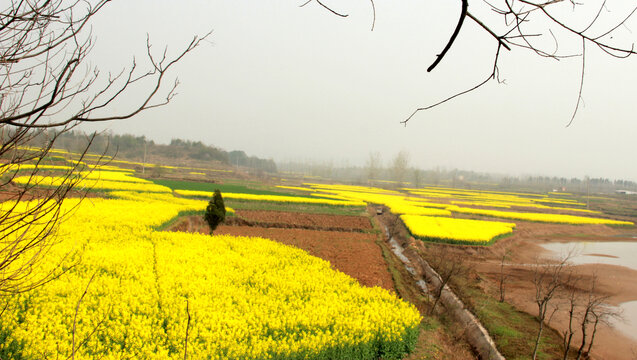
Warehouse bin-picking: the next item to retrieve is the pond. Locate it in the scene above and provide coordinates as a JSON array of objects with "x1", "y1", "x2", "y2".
[
  {"x1": 540, "y1": 240, "x2": 637, "y2": 340},
  {"x1": 540, "y1": 241, "x2": 637, "y2": 270}
]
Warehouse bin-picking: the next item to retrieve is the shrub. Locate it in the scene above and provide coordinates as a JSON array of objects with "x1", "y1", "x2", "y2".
[{"x1": 204, "y1": 189, "x2": 226, "y2": 232}]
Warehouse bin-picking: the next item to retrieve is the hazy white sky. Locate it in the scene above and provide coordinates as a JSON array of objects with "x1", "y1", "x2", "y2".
[{"x1": 80, "y1": 0, "x2": 637, "y2": 181}]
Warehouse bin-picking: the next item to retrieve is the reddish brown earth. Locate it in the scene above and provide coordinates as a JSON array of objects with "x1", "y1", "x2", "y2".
[
  {"x1": 0, "y1": 182, "x2": 102, "y2": 202},
  {"x1": 234, "y1": 209, "x2": 373, "y2": 230},
  {"x1": 216, "y1": 225, "x2": 394, "y2": 291},
  {"x1": 439, "y1": 221, "x2": 637, "y2": 360}
]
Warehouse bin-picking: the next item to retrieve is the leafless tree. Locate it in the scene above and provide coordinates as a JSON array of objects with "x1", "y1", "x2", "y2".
[
  {"x1": 561, "y1": 269, "x2": 582, "y2": 360},
  {"x1": 428, "y1": 244, "x2": 466, "y2": 315},
  {"x1": 584, "y1": 301, "x2": 620, "y2": 358},
  {"x1": 531, "y1": 254, "x2": 571, "y2": 360},
  {"x1": 572, "y1": 276, "x2": 621, "y2": 360},
  {"x1": 390, "y1": 150, "x2": 410, "y2": 188},
  {"x1": 365, "y1": 151, "x2": 382, "y2": 184},
  {"x1": 0, "y1": 0, "x2": 208, "y2": 295},
  {"x1": 498, "y1": 247, "x2": 511, "y2": 303},
  {"x1": 300, "y1": 0, "x2": 637, "y2": 127},
  {"x1": 412, "y1": 168, "x2": 423, "y2": 189}
]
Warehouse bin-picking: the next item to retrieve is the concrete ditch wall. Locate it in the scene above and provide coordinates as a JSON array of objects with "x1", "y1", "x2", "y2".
[{"x1": 388, "y1": 235, "x2": 505, "y2": 360}]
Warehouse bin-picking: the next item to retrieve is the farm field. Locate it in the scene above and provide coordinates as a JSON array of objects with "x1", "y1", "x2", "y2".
[
  {"x1": 3, "y1": 148, "x2": 637, "y2": 360},
  {"x1": 220, "y1": 226, "x2": 392, "y2": 291},
  {"x1": 232, "y1": 209, "x2": 373, "y2": 231},
  {"x1": 0, "y1": 160, "x2": 422, "y2": 359},
  {"x1": 167, "y1": 210, "x2": 388, "y2": 290},
  {"x1": 5, "y1": 2, "x2": 637, "y2": 359}
]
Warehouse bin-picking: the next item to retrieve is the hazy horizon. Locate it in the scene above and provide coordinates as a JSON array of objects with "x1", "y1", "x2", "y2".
[{"x1": 78, "y1": 0, "x2": 637, "y2": 182}]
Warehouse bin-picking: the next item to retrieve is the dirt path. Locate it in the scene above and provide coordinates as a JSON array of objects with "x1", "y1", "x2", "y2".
[{"x1": 234, "y1": 209, "x2": 373, "y2": 230}]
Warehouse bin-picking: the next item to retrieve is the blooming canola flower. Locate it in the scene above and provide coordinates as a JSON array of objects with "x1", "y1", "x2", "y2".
[{"x1": 1, "y1": 176, "x2": 420, "y2": 359}]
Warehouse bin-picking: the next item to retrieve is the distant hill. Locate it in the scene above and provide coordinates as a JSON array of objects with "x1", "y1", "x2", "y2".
[{"x1": 44, "y1": 131, "x2": 277, "y2": 173}]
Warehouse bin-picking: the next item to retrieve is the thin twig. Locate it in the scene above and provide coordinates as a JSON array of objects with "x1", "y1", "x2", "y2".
[
  {"x1": 184, "y1": 298, "x2": 191, "y2": 360},
  {"x1": 403, "y1": 43, "x2": 502, "y2": 125},
  {"x1": 72, "y1": 272, "x2": 97, "y2": 360},
  {"x1": 316, "y1": 0, "x2": 348, "y2": 17},
  {"x1": 467, "y1": 11, "x2": 511, "y2": 50},
  {"x1": 566, "y1": 38, "x2": 586, "y2": 127}
]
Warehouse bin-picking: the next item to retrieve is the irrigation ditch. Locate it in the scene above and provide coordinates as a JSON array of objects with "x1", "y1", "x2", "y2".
[{"x1": 378, "y1": 215, "x2": 505, "y2": 360}]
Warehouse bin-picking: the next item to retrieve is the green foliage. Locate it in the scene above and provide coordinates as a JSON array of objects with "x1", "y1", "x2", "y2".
[
  {"x1": 225, "y1": 200, "x2": 366, "y2": 216},
  {"x1": 204, "y1": 189, "x2": 226, "y2": 232},
  {"x1": 0, "y1": 326, "x2": 25, "y2": 360},
  {"x1": 153, "y1": 179, "x2": 297, "y2": 197},
  {"x1": 470, "y1": 288, "x2": 564, "y2": 359}
]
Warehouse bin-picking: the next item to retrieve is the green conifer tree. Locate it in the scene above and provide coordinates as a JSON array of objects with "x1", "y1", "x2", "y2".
[{"x1": 204, "y1": 189, "x2": 226, "y2": 233}]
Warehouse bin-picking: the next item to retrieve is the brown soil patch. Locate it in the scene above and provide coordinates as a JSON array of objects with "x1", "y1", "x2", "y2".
[
  {"x1": 234, "y1": 209, "x2": 372, "y2": 230},
  {"x1": 215, "y1": 225, "x2": 394, "y2": 292},
  {"x1": 0, "y1": 182, "x2": 102, "y2": 202}
]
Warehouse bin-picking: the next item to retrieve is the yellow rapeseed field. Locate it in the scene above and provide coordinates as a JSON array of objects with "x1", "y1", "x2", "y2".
[
  {"x1": 401, "y1": 215, "x2": 516, "y2": 245},
  {"x1": 12, "y1": 174, "x2": 172, "y2": 193},
  {"x1": 1, "y1": 175, "x2": 420, "y2": 359},
  {"x1": 446, "y1": 205, "x2": 634, "y2": 225}
]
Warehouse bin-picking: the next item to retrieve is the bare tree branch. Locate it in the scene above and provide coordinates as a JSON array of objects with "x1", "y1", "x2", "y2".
[
  {"x1": 184, "y1": 298, "x2": 191, "y2": 360},
  {"x1": 72, "y1": 271, "x2": 96, "y2": 360},
  {"x1": 369, "y1": 0, "x2": 376, "y2": 31},
  {"x1": 402, "y1": 43, "x2": 503, "y2": 125},
  {"x1": 427, "y1": 0, "x2": 469, "y2": 73},
  {"x1": 566, "y1": 37, "x2": 586, "y2": 127},
  {"x1": 306, "y1": 0, "x2": 637, "y2": 126},
  {"x1": 0, "y1": 0, "x2": 207, "y2": 295}
]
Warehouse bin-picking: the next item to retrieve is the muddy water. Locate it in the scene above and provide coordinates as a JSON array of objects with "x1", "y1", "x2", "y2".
[
  {"x1": 540, "y1": 241, "x2": 637, "y2": 340},
  {"x1": 540, "y1": 241, "x2": 637, "y2": 270},
  {"x1": 614, "y1": 301, "x2": 637, "y2": 340}
]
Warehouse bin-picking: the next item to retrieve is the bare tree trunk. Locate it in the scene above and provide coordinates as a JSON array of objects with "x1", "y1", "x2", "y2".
[
  {"x1": 498, "y1": 249, "x2": 510, "y2": 303},
  {"x1": 532, "y1": 305, "x2": 546, "y2": 360},
  {"x1": 562, "y1": 301, "x2": 576, "y2": 360},
  {"x1": 531, "y1": 254, "x2": 572, "y2": 360},
  {"x1": 575, "y1": 308, "x2": 589, "y2": 360},
  {"x1": 427, "y1": 245, "x2": 464, "y2": 316},
  {"x1": 563, "y1": 271, "x2": 581, "y2": 360},
  {"x1": 586, "y1": 315, "x2": 600, "y2": 356},
  {"x1": 429, "y1": 283, "x2": 444, "y2": 315}
]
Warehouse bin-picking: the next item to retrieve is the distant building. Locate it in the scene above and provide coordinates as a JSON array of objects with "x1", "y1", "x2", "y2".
[{"x1": 615, "y1": 190, "x2": 637, "y2": 195}]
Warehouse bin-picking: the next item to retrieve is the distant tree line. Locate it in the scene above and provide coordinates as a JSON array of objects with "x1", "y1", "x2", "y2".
[
  {"x1": 279, "y1": 156, "x2": 636, "y2": 194},
  {"x1": 27, "y1": 131, "x2": 277, "y2": 173}
]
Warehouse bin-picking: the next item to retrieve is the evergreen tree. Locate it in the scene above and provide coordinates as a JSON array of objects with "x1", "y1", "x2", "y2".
[{"x1": 204, "y1": 190, "x2": 226, "y2": 233}]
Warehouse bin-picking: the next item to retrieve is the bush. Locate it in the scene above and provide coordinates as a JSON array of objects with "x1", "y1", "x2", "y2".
[{"x1": 204, "y1": 189, "x2": 226, "y2": 233}]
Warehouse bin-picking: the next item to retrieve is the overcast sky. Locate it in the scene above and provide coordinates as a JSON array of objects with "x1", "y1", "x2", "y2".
[{"x1": 79, "y1": 0, "x2": 637, "y2": 181}]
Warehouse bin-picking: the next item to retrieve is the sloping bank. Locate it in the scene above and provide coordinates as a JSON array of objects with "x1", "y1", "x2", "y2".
[{"x1": 386, "y1": 230, "x2": 505, "y2": 360}]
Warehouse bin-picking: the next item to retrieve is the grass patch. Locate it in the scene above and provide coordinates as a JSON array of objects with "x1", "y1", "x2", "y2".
[
  {"x1": 584, "y1": 195, "x2": 637, "y2": 218},
  {"x1": 152, "y1": 179, "x2": 305, "y2": 197},
  {"x1": 225, "y1": 199, "x2": 367, "y2": 216},
  {"x1": 155, "y1": 209, "x2": 204, "y2": 231},
  {"x1": 465, "y1": 287, "x2": 566, "y2": 360}
]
